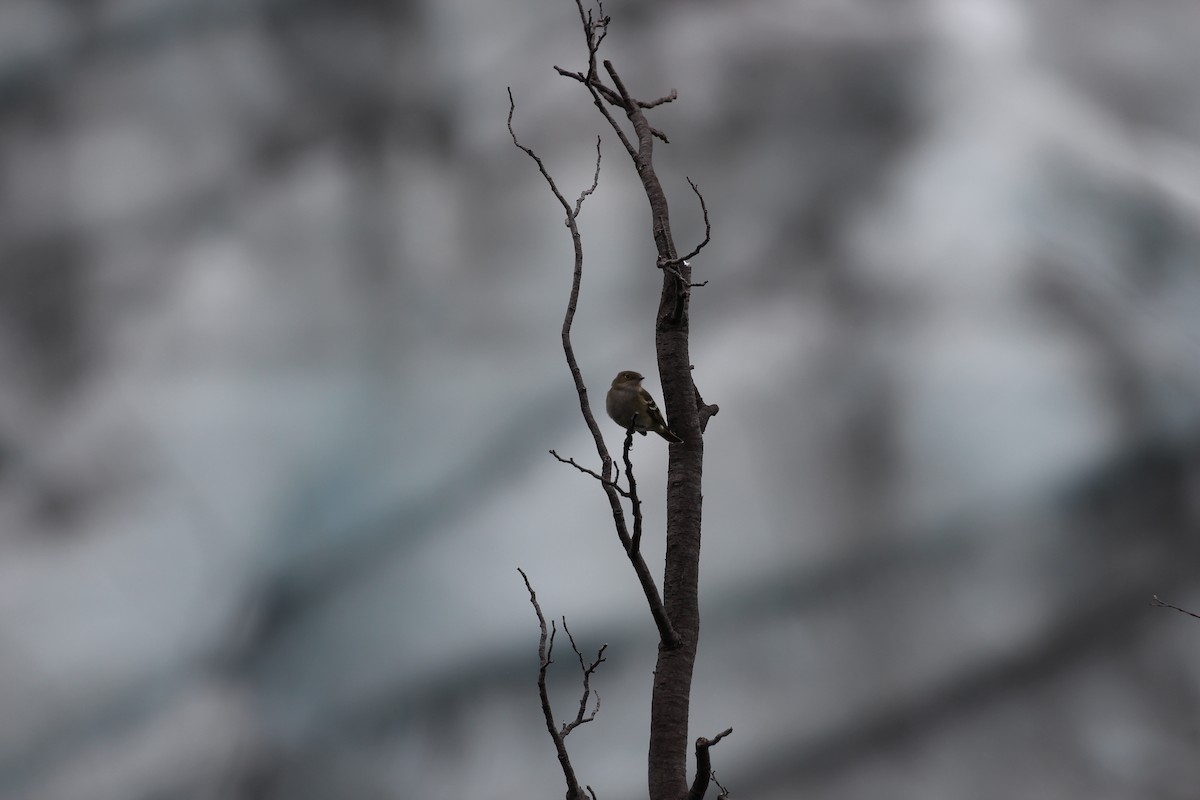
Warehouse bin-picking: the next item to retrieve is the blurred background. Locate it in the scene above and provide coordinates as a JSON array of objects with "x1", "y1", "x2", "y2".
[{"x1": 2, "y1": 0, "x2": 1200, "y2": 798}]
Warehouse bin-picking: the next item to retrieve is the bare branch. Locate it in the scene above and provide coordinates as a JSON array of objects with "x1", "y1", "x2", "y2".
[
  {"x1": 561, "y1": 0, "x2": 639, "y2": 158},
  {"x1": 622, "y1": 429, "x2": 644, "y2": 553},
  {"x1": 550, "y1": 449, "x2": 631, "y2": 498},
  {"x1": 507, "y1": 88, "x2": 578, "y2": 218},
  {"x1": 603, "y1": 59, "x2": 635, "y2": 119},
  {"x1": 510, "y1": 71, "x2": 677, "y2": 650},
  {"x1": 560, "y1": 618, "x2": 608, "y2": 737},
  {"x1": 554, "y1": 66, "x2": 623, "y2": 107},
  {"x1": 639, "y1": 89, "x2": 678, "y2": 109},
  {"x1": 518, "y1": 569, "x2": 587, "y2": 800},
  {"x1": 576, "y1": 0, "x2": 607, "y2": 80},
  {"x1": 654, "y1": 179, "x2": 712, "y2": 320},
  {"x1": 710, "y1": 770, "x2": 731, "y2": 800},
  {"x1": 573, "y1": 137, "x2": 603, "y2": 217},
  {"x1": 688, "y1": 727, "x2": 734, "y2": 800},
  {"x1": 1151, "y1": 594, "x2": 1200, "y2": 620},
  {"x1": 663, "y1": 178, "x2": 712, "y2": 268},
  {"x1": 589, "y1": 1, "x2": 609, "y2": 53},
  {"x1": 601, "y1": 58, "x2": 658, "y2": 163}
]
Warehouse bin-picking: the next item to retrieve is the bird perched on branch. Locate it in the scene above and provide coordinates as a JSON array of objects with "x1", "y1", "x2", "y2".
[{"x1": 606, "y1": 370, "x2": 683, "y2": 443}]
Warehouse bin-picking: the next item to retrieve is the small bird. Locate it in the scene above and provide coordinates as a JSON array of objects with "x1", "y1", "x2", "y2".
[{"x1": 605, "y1": 370, "x2": 683, "y2": 443}]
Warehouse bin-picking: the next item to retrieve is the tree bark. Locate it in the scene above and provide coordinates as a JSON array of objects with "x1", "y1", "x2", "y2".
[{"x1": 634, "y1": 100, "x2": 706, "y2": 800}]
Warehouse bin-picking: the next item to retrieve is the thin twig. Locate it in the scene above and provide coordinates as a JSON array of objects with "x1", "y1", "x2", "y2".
[
  {"x1": 659, "y1": 259, "x2": 707, "y2": 291},
  {"x1": 1151, "y1": 595, "x2": 1200, "y2": 620},
  {"x1": 555, "y1": 66, "x2": 622, "y2": 105},
  {"x1": 573, "y1": 136, "x2": 603, "y2": 216},
  {"x1": 560, "y1": 618, "x2": 608, "y2": 737},
  {"x1": 662, "y1": 177, "x2": 712, "y2": 269},
  {"x1": 711, "y1": 770, "x2": 731, "y2": 799},
  {"x1": 507, "y1": 87, "x2": 585, "y2": 223},
  {"x1": 590, "y1": 0, "x2": 609, "y2": 53},
  {"x1": 550, "y1": 449, "x2": 631, "y2": 498},
  {"x1": 562, "y1": 0, "x2": 638, "y2": 159},
  {"x1": 518, "y1": 569, "x2": 586, "y2": 800}
]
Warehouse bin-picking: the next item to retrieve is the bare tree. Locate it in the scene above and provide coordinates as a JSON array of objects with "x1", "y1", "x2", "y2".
[{"x1": 509, "y1": 2, "x2": 726, "y2": 799}]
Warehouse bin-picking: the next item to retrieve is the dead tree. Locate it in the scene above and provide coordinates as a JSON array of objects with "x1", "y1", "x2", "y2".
[{"x1": 509, "y1": 2, "x2": 726, "y2": 799}]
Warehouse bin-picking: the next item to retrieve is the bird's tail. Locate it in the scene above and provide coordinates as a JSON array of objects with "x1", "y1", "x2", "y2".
[{"x1": 657, "y1": 427, "x2": 683, "y2": 444}]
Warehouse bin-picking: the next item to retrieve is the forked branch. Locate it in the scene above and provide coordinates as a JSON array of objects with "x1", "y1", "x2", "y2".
[
  {"x1": 687, "y1": 727, "x2": 733, "y2": 800},
  {"x1": 561, "y1": 619, "x2": 608, "y2": 736},
  {"x1": 518, "y1": 569, "x2": 589, "y2": 800},
  {"x1": 549, "y1": 449, "x2": 631, "y2": 498},
  {"x1": 508, "y1": 87, "x2": 677, "y2": 649},
  {"x1": 661, "y1": 178, "x2": 712, "y2": 271}
]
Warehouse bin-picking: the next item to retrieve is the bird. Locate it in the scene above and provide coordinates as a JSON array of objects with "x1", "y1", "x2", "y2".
[{"x1": 605, "y1": 370, "x2": 683, "y2": 443}]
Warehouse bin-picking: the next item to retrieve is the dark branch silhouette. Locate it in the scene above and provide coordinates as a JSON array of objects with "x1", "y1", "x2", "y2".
[
  {"x1": 1151, "y1": 594, "x2": 1200, "y2": 620},
  {"x1": 517, "y1": 568, "x2": 592, "y2": 800},
  {"x1": 507, "y1": 87, "x2": 677, "y2": 647},
  {"x1": 621, "y1": 429, "x2": 644, "y2": 553},
  {"x1": 688, "y1": 727, "x2": 733, "y2": 800},
  {"x1": 661, "y1": 178, "x2": 713, "y2": 273},
  {"x1": 511, "y1": 2, "x2": 726, "y2": 796},
  {"x1": 549, "y1": 449, "x2": 632, "y2": 498},
  {"x1": 560, "y1": 619, "x2": 608, "y2": 736}
]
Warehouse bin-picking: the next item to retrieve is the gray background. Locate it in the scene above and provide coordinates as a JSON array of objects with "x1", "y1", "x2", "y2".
[{"x1": 1, "y1": 0, "x2": 1199, "y2": 798}]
